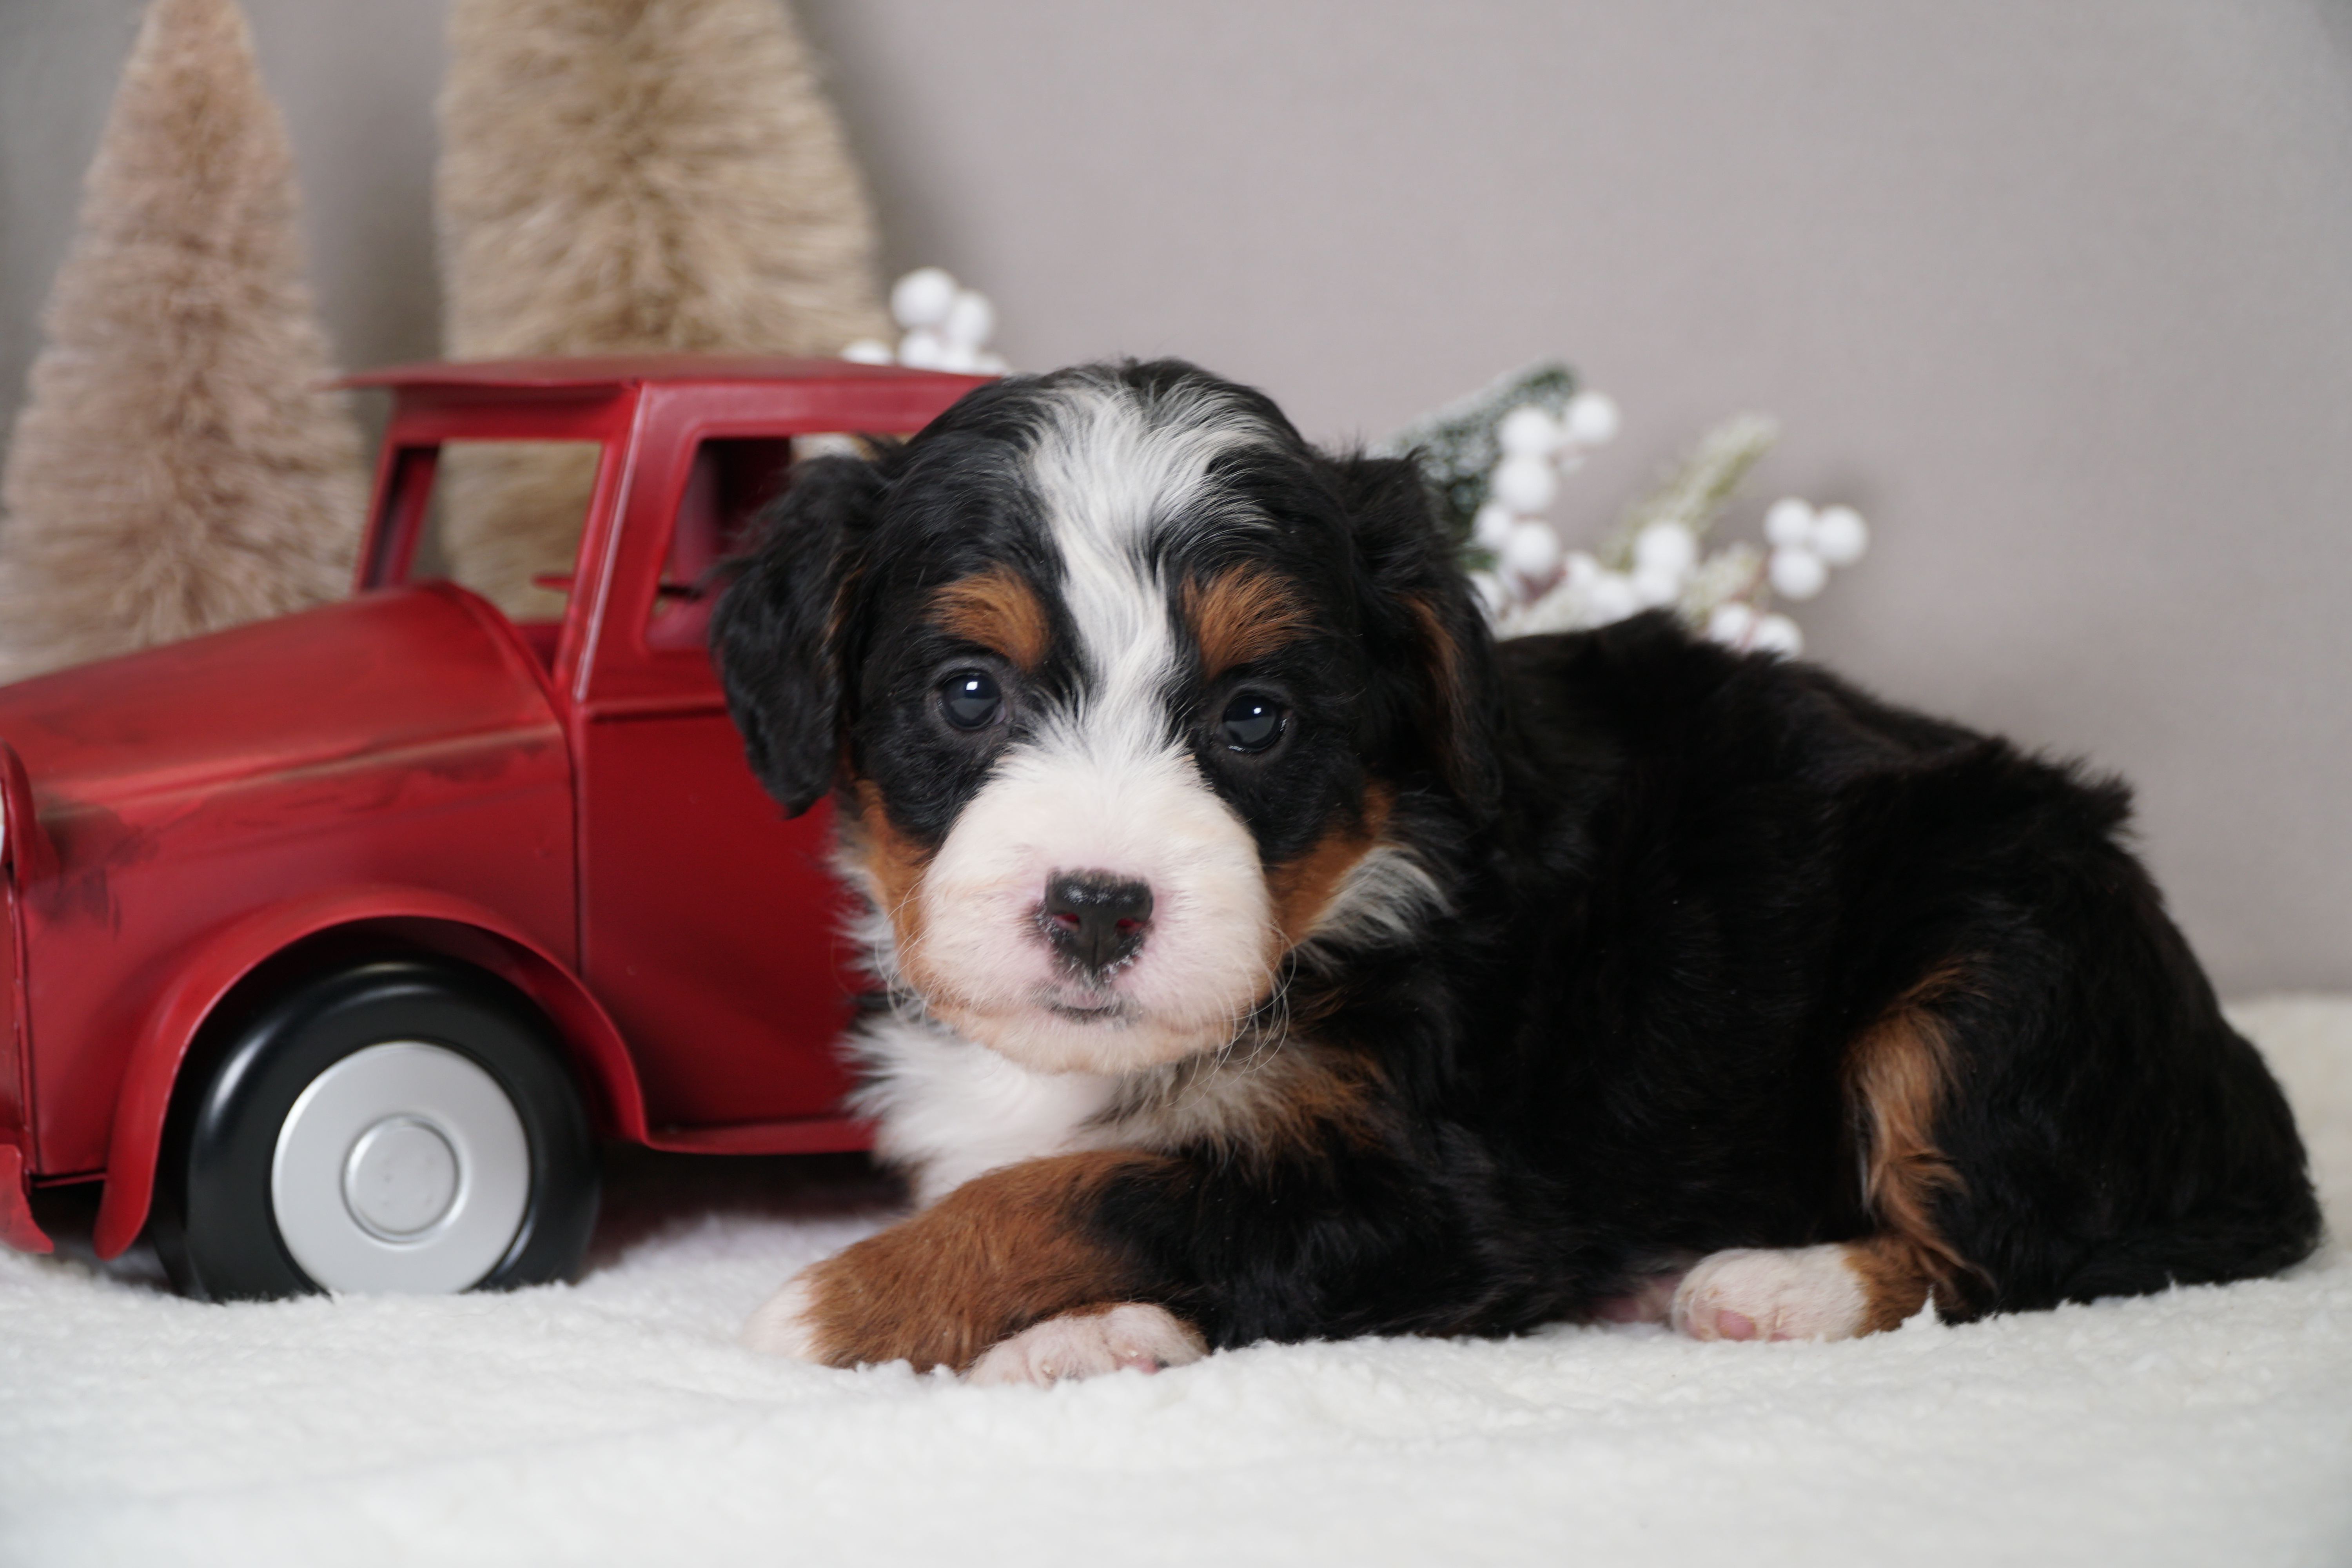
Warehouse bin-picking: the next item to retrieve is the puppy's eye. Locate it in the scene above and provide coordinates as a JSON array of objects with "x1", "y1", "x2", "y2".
[
  {"x1": 1220, "y1": 691, "x2": 1285, "y2": 753},
  {"x1": 939, "y1": 670, "x2": 1004, "y2": 730}
]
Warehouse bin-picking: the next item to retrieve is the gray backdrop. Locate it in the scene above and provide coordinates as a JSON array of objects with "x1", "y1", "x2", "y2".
[{"x1": 4, "y1": 0, "x2": 2347, "y2": 995}]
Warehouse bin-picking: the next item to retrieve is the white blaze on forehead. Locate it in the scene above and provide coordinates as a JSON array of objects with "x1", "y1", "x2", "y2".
[{"x1": 1022, "y1": 376, "x2": 1277, "y2": 762}]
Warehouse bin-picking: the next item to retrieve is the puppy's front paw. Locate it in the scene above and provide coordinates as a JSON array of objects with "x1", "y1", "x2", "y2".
[
  {"x1": 736, "y1": 1152, "x2": 1177, "y2": 1372},
  {"x1": 966, "y1": 1303, "x2": 1207, "y2": 1386},
  {"x1": 1671, "y1": 1244, "x2": 1866, "y2": 1342},
  {"x1": 741, "y1": 1274, "x2": 826, "y2": 1361}
]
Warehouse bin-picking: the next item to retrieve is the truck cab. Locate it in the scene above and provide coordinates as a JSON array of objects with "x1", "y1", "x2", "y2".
[{"x1": 0, "y1": 355, "x2": 987, "y2": 1297}]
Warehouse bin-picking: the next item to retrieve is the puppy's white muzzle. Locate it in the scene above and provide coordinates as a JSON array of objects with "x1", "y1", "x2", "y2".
[{"x1": 910, "y1": 738, "x2": 1272, "y2": 1074}]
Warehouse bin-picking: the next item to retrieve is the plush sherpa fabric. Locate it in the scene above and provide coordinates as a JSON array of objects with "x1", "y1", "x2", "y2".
[
  {"x1": 0, "y1": 0, "x2": 365, "y2": 683},
  {"x1": 2, "y1": 998, "x2": 2347, "y2": 1567}
]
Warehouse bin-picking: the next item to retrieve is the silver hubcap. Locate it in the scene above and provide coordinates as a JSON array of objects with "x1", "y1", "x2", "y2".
[
  {"x1": 271, "y1": 1041, "x2": 531, "y2": 1293},
  {"x1": 344, "y1": 1117, "x2": 460, "y2": 1239}
]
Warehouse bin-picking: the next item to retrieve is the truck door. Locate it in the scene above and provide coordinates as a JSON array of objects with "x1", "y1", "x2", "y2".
[{"x1": 573, "y1": 432, "x2": 864, "y2": 1143}]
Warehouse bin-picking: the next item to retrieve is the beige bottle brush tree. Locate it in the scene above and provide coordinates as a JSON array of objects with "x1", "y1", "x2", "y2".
[
  {"x1": 439, "y1": 0, "x2": 892, "y2": 616},
  {"x1": 0, "y1": 0, "x2": 366, "y2": 681}
]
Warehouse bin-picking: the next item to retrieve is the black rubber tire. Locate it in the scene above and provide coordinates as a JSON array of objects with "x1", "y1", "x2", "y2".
[{"x1": 151, "y1": 957, "x2": 598, "y2": 1303}]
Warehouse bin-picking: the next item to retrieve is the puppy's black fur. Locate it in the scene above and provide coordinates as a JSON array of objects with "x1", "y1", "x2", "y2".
[{"x1": 714, "y1": 360, "x2": 2319, "y2": 1364}]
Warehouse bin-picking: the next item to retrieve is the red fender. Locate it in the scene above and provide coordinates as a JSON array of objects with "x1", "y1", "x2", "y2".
[
  {"x1": 0, "y1": 743, "x2": 53, "y2": 1252},
  {"x1": 94, "y1": 887, "x2": 646, "y2": 1259}
]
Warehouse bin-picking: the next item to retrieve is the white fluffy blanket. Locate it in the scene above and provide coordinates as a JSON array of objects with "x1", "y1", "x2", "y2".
[{"x1": 3, "y1": 999, "x2": 2348, "y2": 1567}]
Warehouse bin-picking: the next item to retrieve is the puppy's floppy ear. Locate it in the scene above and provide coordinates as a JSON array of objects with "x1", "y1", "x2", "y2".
[
  {"x1": 710, "y1": 454, "x2": 884, "y2": 816},
  {"x1": 1330, "y1": 453, "x2": 1504, "y2": 818}
]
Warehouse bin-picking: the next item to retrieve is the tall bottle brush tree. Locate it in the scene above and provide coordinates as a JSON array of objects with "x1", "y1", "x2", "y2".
[
  {"x1": 0, "y1": 0, "x2": 367, "y2": 681},
  {"x1": 438, "y1": 0, "x2": 893, "y2": 614}
]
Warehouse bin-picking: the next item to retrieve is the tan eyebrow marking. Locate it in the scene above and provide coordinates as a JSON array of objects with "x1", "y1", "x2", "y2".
[
  {"x1": 1183, "y1": 566, "x2": 1310, "y2": 678},
  {"x1": 929, "y1": 566, "x2": 1050, "y2": 670}
]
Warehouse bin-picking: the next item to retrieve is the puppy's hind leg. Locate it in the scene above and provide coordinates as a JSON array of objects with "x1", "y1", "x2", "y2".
[{"x1": 1677, "y1": 973, "x2": 1971, "y2": 1343}]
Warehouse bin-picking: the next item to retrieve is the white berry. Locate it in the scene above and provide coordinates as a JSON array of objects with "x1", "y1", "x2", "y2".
[
  {"x1": 890, "y1": 267, "x2": 958, "y2": 329},
  {"x1": 1472, "y1": 501, "x2": 1519, "y2": 550},
  {"x1": 1751, "y1": 613, "x2": 1804, "y2": 657},
  {"x1": 840, "y1": 338, "x2": 894, "y2": 365},
  {"x1": 1563, "y1": 390, "x2": 1621, "y2": 446},
  {"x1": 1498, "y1": 405, "x2": 1560, "y2": 458},
  {"x1": 897, "y1": 328, "x2": 949, "y2": 369},
  {"x1": 1501, "y1": 520, "x2": 1564, "y2": 582},
  {"x1": 1708, "y1": 601, "x2": 1759, "y2": 646},
  {"x1": 1768, "y1": 544, "x2": 1828, "y2": 601},
  {"x1": 942, "y1": 289, "x2": 996, "y2": 348},
  {"x1": 1632, "y1": 567, "x2": 1682, "y2": 609},
  {"x1": 1584, "y1": 570, "x2": 1641, "y2": 625},
  {"x1": 1811, "y1": 505, "x2": 1869, "y2": 566},
  {"x1": 1492, "y1": 455, "x2": 1559, "y2": 514},
  {"x1": 1763, "y1": 497, "x2": 1817, "y2": 550}
]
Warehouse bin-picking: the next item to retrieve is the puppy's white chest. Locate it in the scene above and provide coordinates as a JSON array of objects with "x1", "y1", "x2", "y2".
[{"x1": 849, "y1": 1010, "x2": 1121, "y2": 1207}]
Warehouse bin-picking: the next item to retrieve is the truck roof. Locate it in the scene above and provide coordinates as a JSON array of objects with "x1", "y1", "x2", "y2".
[{"x1": 340, "y1": 354, "x2": 989, "y2": 393}]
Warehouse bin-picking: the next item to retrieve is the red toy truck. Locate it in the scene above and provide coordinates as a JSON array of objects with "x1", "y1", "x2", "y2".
[{"x1": 0, "y1": 355, "x2": 987, "y2": 1298}]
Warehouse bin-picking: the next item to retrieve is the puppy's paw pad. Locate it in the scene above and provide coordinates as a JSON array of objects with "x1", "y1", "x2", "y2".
[
  {"x1": 966, "y1": 1303, "x2": 1207, "y2": 1386},
  {"x1": 1671, "y1": 1244, "x2": 1865, "y2": 1343},
  {"x1": 741, "y1": 1275, "x2": 826, "y2": 1361}
]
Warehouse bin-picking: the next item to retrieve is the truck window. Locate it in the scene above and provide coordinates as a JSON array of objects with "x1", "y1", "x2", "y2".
[
  {"x1": 643, "y1": 436, "x2": 800, "y2": 651},
  {"x1": 426, "y1": 441, "x2": 604, "y2": 641}
]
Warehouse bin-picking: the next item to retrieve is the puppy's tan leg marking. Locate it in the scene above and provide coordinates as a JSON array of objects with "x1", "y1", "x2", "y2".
[
  {"x1": 1842, "y1": 1232, "x2": 1945, "y2": 1333},
  {"x1": 740, "y1": 1150, "x2": 1174, "y2": 1374},
  {"x1": 966, "y1": 1303, "x2": 1207, "y2": 1386},
  {"x1": 1845, "y1": 968, "x2": 1973, "y2": 1307},
  {"x1": 1674, "y1": 970, "x2": 1979, "y2": 1343}
]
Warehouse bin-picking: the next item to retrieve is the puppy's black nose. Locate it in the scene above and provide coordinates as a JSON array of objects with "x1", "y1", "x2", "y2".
[{"x1": 1042, "y1": 871, "x2": 1153, "y2": 976}]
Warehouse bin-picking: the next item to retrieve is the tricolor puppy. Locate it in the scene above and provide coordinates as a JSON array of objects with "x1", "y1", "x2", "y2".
[{"x1": 712, "y1": 360, "x2": 2319, "y2": 1383}]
